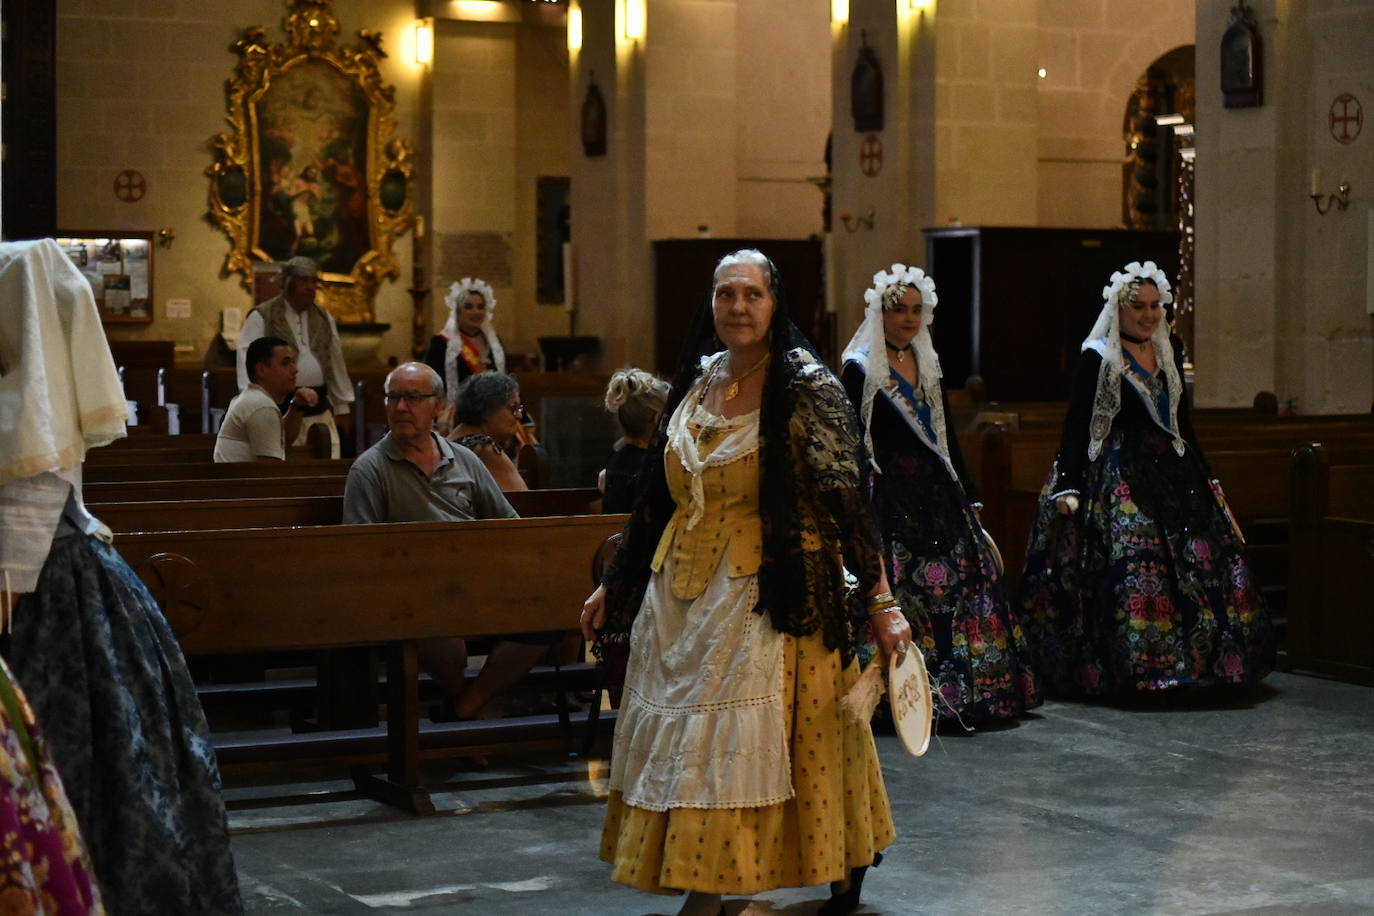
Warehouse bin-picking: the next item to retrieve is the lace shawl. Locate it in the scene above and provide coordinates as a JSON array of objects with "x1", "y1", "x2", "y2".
[
  {"x1": 442, "y1": 330, "x2": 505, "y2": 407},
  {"x1": 841, "y1": 351, "x2": 956, "y2": 486},
  {"x1": 667, "y1": 351, "x2": 759, "y2": 532},
  {"x1": 840, "y1": 282, "x2": 946, "y2": 476},
  {"x1": 440, "y1": 278, "x2": 505, "y2": 406},
  {"x1": 1081, "y1": 305, "x2": 1184, "y2": 461},
  {"x1": 598, "y1": 347, "x2": 884, "y2": 662}
]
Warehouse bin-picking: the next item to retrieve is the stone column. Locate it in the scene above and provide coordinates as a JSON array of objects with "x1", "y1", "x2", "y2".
[
  {"x1": 568, "y1": 0, "x2": 650, "y2": 370},
  {"x1": 829, "y1": 1, "x2": 937, "y2": 345}
]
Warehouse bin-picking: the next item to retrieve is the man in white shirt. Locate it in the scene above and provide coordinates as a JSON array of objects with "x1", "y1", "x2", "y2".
[
  {"x1": 235, "y1": 257, "x2": 353, "y2": 458},
  {"x1": 215, "y1": 336, "x2": 318, "y2": 462}
]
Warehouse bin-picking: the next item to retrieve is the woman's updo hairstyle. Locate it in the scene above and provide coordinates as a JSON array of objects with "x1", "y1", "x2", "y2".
[{"x1": 604, "y1": 368, "x2": 670, "y2": 439}]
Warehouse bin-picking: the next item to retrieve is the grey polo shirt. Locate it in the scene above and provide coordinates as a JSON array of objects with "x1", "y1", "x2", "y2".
[{"x1": 342, "y1": 432, "x2": 517, "y2": 523}]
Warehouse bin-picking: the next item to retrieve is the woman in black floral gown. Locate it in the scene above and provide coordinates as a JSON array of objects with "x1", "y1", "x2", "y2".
[
  {"x1": 842, "y1": 263, "x2": 1039, "y2": 723},
  {"x1": 1017, "y1": 260, "x2": 1274, "y2": 695}
]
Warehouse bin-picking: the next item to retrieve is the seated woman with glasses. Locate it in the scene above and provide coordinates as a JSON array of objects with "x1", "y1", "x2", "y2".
[{"x1": 448, "y1": 372, "x2": 529, "y2": 491}]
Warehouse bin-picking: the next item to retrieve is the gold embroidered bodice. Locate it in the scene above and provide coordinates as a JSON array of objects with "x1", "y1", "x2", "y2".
[{"x1": 650, "y1": 417, "x2": 763, "y2": 601}]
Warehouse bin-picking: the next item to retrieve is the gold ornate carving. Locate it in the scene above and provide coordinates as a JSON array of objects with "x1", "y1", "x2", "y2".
[{"x1": 206, "y1": 0, "x2": 413, "y2": 322}]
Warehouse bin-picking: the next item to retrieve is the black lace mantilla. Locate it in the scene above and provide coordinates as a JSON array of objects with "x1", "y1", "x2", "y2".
[{"x1": 598, "y1": 347, "x2": 884, "y2": 662}]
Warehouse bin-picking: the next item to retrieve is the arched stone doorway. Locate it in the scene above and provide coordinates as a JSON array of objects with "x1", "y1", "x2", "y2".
[{"x1": 1123, "y1": 45, "x2": 1196, "y2": 359}]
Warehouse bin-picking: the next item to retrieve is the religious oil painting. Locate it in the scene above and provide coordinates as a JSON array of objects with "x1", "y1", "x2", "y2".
[
  {"x1": 255, "y1": 60, "x2": 371, "y2": 274},
  {"x1": 206, "y1": 1, "x2": 414, "y2": 323}
]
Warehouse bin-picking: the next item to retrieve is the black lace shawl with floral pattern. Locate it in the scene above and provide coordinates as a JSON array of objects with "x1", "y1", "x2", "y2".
[{"x1": 597, "y1": 346, "x2": 884, "y2": 664}]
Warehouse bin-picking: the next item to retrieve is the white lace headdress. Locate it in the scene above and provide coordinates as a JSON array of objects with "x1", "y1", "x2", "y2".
[
  {"x1": 1081, "y1": 260, "x2": 1184, "y2": 460},
  {"x1": 840, "y1": 263, "x2": 951, "y2": 476},
  {"x1": 441, "y1": 277, "x2": 505, "y2": 404}
]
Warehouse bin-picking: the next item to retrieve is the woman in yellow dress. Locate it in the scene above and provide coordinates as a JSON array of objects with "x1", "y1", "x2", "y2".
[{"x1": 581, "y1": 250, "x2": 911, "y2": 916}]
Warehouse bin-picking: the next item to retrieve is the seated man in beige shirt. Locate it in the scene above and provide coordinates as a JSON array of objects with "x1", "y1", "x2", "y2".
[{"x1": 214, "y1": 336, "x2": 318, "y2": 462}]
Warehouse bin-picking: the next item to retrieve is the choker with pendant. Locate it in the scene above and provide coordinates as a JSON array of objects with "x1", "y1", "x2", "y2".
[
  {"x1": 1120, "y1": 331, "x2": 1150, "y2": 345},
  {"x1": 884, "y1": 340, "x2": 913, "y2": 363}
]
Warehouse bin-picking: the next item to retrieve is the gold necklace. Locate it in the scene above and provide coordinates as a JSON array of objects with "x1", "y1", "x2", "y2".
[{"x1": 721, "y1": 351, "x2": 771, "y2": 400}]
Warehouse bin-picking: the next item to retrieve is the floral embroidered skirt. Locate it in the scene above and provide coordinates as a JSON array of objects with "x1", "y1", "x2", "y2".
[
  {"x1": 1017, "y1": 430, "x2": 1275, "y2": 695},
  {"x1": 7, "y1": 534, "x2": 242, "y2": 916},
  {"x1": 874, "y1": 454, "x2": 1040, "y2": 721},
  {"x1": 0, "y1": 656, "x2": 103, "y2": 914},
  {"x1": 600, "y1": 628, "x2": 894, "y2": 896}
]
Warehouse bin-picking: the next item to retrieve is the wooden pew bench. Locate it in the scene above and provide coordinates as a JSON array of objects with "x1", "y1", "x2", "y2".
[
  {"x1": 973, "y1": 419, "x2": 1374, "y2": 599},
  {"x1": 90, "y1": 488, "x2": 604, "y2": 533},
  {"x1": 86, "y1": 476, "x2": 346, "y2": 502},
  {"x1": 1286, "y1": 444, "x2": 1374, "y2": 685},
  {"x1": 116, "y1": 515, "x2": 627, "y2": 813},
  {"x1": 84, "y1": 459, "x2": 353, "y2": 483}
]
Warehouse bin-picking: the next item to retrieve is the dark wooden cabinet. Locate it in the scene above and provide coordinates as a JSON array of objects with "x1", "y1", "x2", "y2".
[
  {"x1": 652, "y1": 238, "x2": 826, "y2": 375},
  {"x1": 924, "y1": 227, "x2": 1180, "y2": 401}
]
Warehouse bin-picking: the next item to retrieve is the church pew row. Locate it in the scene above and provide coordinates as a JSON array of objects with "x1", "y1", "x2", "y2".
[
  {"x1": 83, "y1": 458, "x2": 353, "y2": 483},
  {"x1": 105, "y1": 432, "x2": 221, "y2": 451},
  {"x1": 89, "y1": 487, "x2": 605, "y2": 533},
  {"x1": 94, "y1": 484, "x2": 608, "y2": 780},
  {"x1": 86, "y1": 475, "x2": 346, "y2": 502},
  {"x1": 1286, "y1": 445, "x2": 1374, "y2": 685},
  {"x1": 972, "y1": 422, "x2": 1374, "y2": 600},
  {"x1": 120, "y1": 367, "x2": 613, "y2": 445},
  {"x1": 116, "y1": 515, "x2": 628, "y2": 813},
  {"x1": 971, "y1": 401, "x2": 1374, "y2": 433}
]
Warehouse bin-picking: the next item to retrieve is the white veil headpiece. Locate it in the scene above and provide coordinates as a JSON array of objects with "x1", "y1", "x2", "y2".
[
  {"x1": 441, "y1": 277, "x2": 505, "y2": 404},
  {"x1": 840, "y1": 263, "x2": 950, "y2": 477},
  {"x1": 0, "y1": 239, "x2": 128, "y2": 485},
  {"x1": 1081, "y1": 260, "x2": 1184, "y2": 460}
]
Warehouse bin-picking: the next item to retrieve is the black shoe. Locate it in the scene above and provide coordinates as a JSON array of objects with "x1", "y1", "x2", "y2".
[{"x1": 817, "y1": 851, "x2": 883, "y2": 916}]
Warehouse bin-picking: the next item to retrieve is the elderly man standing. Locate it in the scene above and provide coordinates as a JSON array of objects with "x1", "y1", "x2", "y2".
[
  {"x1": 236, "y1": 257, "x2": 353, "y2": 458},
  {"x1": 344, "y1": 361, "x2": 550, "y2": 720}
]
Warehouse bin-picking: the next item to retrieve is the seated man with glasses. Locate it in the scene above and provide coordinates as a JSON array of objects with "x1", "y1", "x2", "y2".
[
  {"x1": 343, "y1": 361, "x2": 548, "y2": 720},
  {"x1": 448, "y1": 371, "x2": 530, "y2": 491}
]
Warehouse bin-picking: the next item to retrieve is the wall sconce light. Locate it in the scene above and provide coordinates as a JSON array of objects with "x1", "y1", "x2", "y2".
[
  {"x1": 832, "y1": 0, "x2": 850, "y2": 23},
  {"x1": 157, "y1": 228, "x2": 175, "y2": 249},
  {"x1": 414, "y1": 18, "x2": 434, "y2": 65},
  {"x1": 623, "y1": 0, "x2": 646, "y2": 41},
  {"x1": 839, "y1": 207, "x2": 876, "y2": 233},
  {"x1": 567, "y1": 4, "x2": 583, "y2": 52},
  {"x1": 1310, "y1": 169, "x2": 1351, "y2": 215}
]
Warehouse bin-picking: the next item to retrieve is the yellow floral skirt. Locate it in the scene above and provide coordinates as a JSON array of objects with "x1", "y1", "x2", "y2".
[{"x1": 600, "y1": 628, "x2": 895, "y2": 896}]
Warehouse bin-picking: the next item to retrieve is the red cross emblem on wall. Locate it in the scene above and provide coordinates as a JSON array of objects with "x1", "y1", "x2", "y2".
[
  {"x1": 1329, "y1": 94, "x2": 1362, "y2": 145},
  {"x1": 860, "y1": 134, "x2": 883, "y2": 178},
  {"x1": 114, "y1": 169, "x2": 147, "y2": 203}
]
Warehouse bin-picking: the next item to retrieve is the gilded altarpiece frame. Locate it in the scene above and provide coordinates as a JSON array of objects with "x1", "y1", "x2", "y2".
[{"x1": 205, "y1": 1, "x2": 413, "y2": 323}]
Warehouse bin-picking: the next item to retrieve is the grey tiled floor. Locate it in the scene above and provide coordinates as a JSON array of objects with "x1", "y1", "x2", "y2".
[{"x1": 229, "y1": 672, "x2": 1374, "y2": 915}]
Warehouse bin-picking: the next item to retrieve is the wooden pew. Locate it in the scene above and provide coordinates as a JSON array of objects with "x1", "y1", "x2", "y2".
[
  {"x1": 975, "y1": 419, "x2": 1374, "y2": 597},
  {"x1": 91, "y1": 487, "x2": 605, "y2": 533},
  {"x1": 1286, "y1": 444, "x2": 1374, "y2": 685},
  {"x1": 104, "y1": 432, "x2": 220, "y2": 452},
  {"x1": 83, "y1": 459, "x2": 352, "y2": 483},
  {"x1": 85, "y1": 476, "x2": 346, "y2": 503},
  {"x1": 117, "y1": 515, "x2": 628, "y2": 813}
]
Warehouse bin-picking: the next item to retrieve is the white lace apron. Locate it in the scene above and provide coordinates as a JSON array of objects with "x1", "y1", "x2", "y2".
[{"x1": 608, "y1": 398, "x2": 792, "y2": 812}]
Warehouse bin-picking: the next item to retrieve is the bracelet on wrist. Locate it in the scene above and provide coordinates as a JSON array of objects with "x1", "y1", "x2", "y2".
[
  {"x1": 867, "y1": 603, "x2": 900, "y2": 618},
  {"x1": 866, "y1": 591, "x2": 895, "y2": 609}
]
